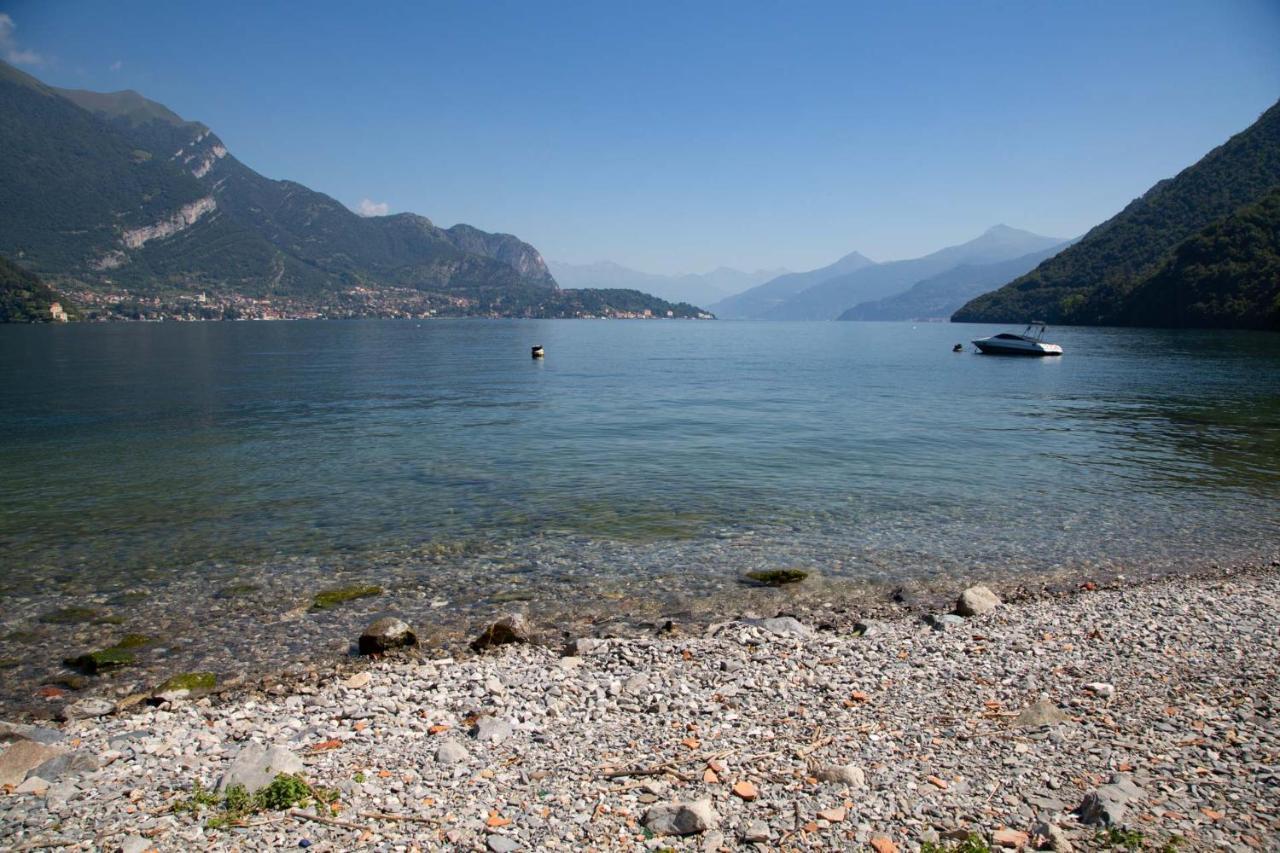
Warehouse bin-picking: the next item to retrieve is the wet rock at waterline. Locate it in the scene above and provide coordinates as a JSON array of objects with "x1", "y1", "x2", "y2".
[
  {"x1": 956, "y1": 584, "x2": 1002, "y2": 616},
  {"x1": 358, "y1": 617, "x2": 417, "y2": 655},
  {"x1": 471, "y1": 613, "x2": 531, "y2": 652}
]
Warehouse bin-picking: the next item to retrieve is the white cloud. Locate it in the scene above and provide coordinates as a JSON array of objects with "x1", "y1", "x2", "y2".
[
  {"x1": 109, "y1": 59, "x2": 123, "y2": 72},
  {"x1": 355, "y1": 198, "x2": 390, "y2": 217},
  {"x1": 0, "y1": 13, "x2": 45, "y2": 66}
]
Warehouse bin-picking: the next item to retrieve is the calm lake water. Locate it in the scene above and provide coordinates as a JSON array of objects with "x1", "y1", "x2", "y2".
[{"x1": 1, "y1": 319, "x2": 1278, "y2": 708}]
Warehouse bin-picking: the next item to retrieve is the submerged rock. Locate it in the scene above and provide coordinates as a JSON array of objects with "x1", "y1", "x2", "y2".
[
  {"x1": 64, "y1": 647, "x2": 135, "y2": 674},
  {"x1": 956, "y1": 585, "x2": 1002, "y2": 616},
  {"x1": 311, "y1": 585, "x2": 383, "y2": 611},
  {"x1": 359, "y1": 617, "x2": 417, "y2": 655},
  {"x1": 471, "y1": 614, "x2": 531, "y2": 652}
]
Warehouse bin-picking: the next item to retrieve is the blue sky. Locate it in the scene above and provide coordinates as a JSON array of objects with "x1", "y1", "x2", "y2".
[{"x1": 4, "y1": 1, "x2": 1279, "y2": 274}]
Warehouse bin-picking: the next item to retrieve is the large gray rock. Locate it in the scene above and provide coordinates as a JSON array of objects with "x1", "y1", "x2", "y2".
[
  {"x1": 1031, "y1": 821, "x2": 1074, "y2": 851},
  {"x1": 358, "y1": 617, "x2": 417, "y2": 655},
  {"x1": 470, "y1": 716, "x2": 513, "y2": 744},
  {"x1": 0, "y1": 720, "x2": 65, "y2": 746},
  {"x1": 216, "y1": 744, "x2": 304, "y2": 794},
  {"x1": 742, "y1": 616, "x2": 813, "y2": 638},
  {"x1": 435, "y1": 740, "x2": 469, "y2": 764},
  {"x1": 814, "y1": 763, "x2": 866, "y2": 787},
  {"x1": 1014, "y1": 698, "x2": 1070, "y2": 728},
  {"x1": 0, "y1": 739, "x2": 65, "y2": 787},
  {"x1": 1076, "y1": 774, "x2": 1145, "y2": 826},
  {"x1": 29, "y1": 749, "x2": 98, "y2": 782},
  {"x1": 61, "y1": 697, "x2": 116, "y2": 720},
  {"x1": 471, "y1": 614, "x2": 531, "y2": 652},
  {"x1": 642, "y1": 798, "x2": 718, "y2": 835},
  {"x1": 117, "y1": 836, "x2": 154, "y2": 853},
  {"x1": 956, "y1": 585, "x2": 1001, "y2": 616}
]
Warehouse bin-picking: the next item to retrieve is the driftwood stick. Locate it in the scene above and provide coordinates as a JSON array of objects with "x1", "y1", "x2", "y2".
[
  {"x1": 287, "y1": 808, "x2": 371, "y2": 830},
  {"x1": 359, "y1": 811, "x2": 442, "y2": 825}
]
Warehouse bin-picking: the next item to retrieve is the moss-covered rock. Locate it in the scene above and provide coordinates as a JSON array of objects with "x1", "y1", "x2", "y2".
[
  {"x1": 311, "y1": 585, "x2": 382, "y2": 611},
  {"x1": 217, "y1": 582, "x2": 260, "y2": 599},
  {"x1": 158, "y1": 671, "x2": 216, "y2": 692},
  {"x1": 65, "y1": 646, "x2": 136, "y2": 674},
  {"x1": 744, "y1": 569, "x2": 810, "y2": 587},
  {"x1": 114, "y1": 633, "x2": 154, "y2": 649},
  {"x1": 40, "y1": 606, "x2": 99, "y2": 624}
]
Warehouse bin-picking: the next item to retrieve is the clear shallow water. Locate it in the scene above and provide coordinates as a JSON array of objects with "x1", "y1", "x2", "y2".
[{"x1": 0, "y1": 319, "x2": 1278, "y2": 708}]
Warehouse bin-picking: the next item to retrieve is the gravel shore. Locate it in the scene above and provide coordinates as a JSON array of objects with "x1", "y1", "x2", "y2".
[{"x1": 2, "y1": 565, "x2": 1278, "y2": 852}]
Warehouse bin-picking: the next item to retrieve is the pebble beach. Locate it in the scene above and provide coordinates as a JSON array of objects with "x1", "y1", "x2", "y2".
[{"x1": 2, "y1": 562, "x2": 1279, "y2": 852}]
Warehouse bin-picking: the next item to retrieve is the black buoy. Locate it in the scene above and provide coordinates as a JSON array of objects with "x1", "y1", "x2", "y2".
[
  {"x1": 953, "y1": 343, "x2": 963, "y2": 352},
  {"x1": 531, "y1": 345, "x2": 545, "y2": 359}
]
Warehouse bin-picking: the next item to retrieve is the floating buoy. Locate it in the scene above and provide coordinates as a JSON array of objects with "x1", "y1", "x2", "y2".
[
  {"x1": 531, "y1": 345, "x2": 544, "y2": 359},
  {"x1": 952, "y1": 343, "x2": 963, "y2": 352}
]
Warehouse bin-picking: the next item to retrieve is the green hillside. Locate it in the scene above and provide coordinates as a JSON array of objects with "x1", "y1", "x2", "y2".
[
  {"x1": 1117, "y1": 186, "x2": 1280, "y2": 330},
  {"x1": 0, "y1": 60, "x2": 592, "y2": 317},
  {"x1": 0, "y1": 254, "x2": 74, "y2": 322},
  {"x1": 953, "y1": 100, "x2": 1280, "y2": 327}
]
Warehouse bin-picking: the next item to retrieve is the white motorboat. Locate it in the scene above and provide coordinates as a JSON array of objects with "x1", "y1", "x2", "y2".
[{"x1": 972, "y1": 322, "x2": 1062, "y2": 356}]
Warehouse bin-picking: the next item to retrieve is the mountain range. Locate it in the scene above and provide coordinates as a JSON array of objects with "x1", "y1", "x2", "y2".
[
  {"x1": 709, "y1": 251, "x2": 876, "y2": 319},
  {"x1": 955, "y1": 100, "x2": 1280, "y2": 329},
  {"x1": 548, "y1": 261, "x2": 786, "y2": 309},
  {"x1": 838, "y1": 243, "x2": 1072, "y2": 321},
  {"x1": 712, "y1": 226, "x2": 1067, "y2": 321},
  {"x1": 0, "y1": 61, "x2": 706, "y2": 321}
]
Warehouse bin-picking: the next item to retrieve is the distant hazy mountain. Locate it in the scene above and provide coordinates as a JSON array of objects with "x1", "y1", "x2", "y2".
[
  {"x1": 548, "y1": 261, "x2": 786, "y2": 308},
  {"x1": 709, "y1": 251, "x2": 876, "y2": 319},
  {"x1": 769, "y1": 225, "x2": 1068, "y2": 320},
  {"x1": 839, "y1": 242, "x2": 1071, "y2": 321},
  {"x1": 954, "y1": 99, "x2": 1280, "y2": 328}
]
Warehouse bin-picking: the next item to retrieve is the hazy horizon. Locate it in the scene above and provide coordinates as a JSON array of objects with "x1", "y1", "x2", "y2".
[{"x1": 3, "y1": 1, "x2": 1279, "y2": 275}]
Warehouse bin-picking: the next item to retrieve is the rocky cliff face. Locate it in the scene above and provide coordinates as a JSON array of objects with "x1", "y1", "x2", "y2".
[{"x1": 441, "y1": 224, "x2": 556, "y2": 287}]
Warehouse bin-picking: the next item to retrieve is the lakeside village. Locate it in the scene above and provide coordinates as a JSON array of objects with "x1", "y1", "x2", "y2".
[{"x1": 55, "y1": 286, "x2": 714, "y2": 322}]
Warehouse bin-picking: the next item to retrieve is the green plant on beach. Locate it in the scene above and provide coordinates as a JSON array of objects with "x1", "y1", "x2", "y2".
[
  {"x1": 311, "y1": 585, "x2": 383, "y2": 610},
  {"x1": 921, "y1": 835, "x2": 992, "y2": 853},
  {"x1": 176, "y1": 773, "x2": 334, "y2": 829}
]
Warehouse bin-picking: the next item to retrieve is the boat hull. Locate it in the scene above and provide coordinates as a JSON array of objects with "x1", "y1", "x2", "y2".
[{"x1": 973, "y1": 340, "x2": 1062, "y2": 356}]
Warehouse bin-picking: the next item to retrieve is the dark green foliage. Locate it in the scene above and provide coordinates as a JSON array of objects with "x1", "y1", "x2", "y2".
[
  {"x1": 176, "y1": 774, "x2": 335, "y2": 829},
  {"x1": 1118, "y1": 186, "x2": 1280, "y2": 329},
  {"x1": 954, "y1": 100, "x2": 1280, "y2": 329},
  {"x1": 0, "y1": 255, "x2": 74, "y2": 322}
]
